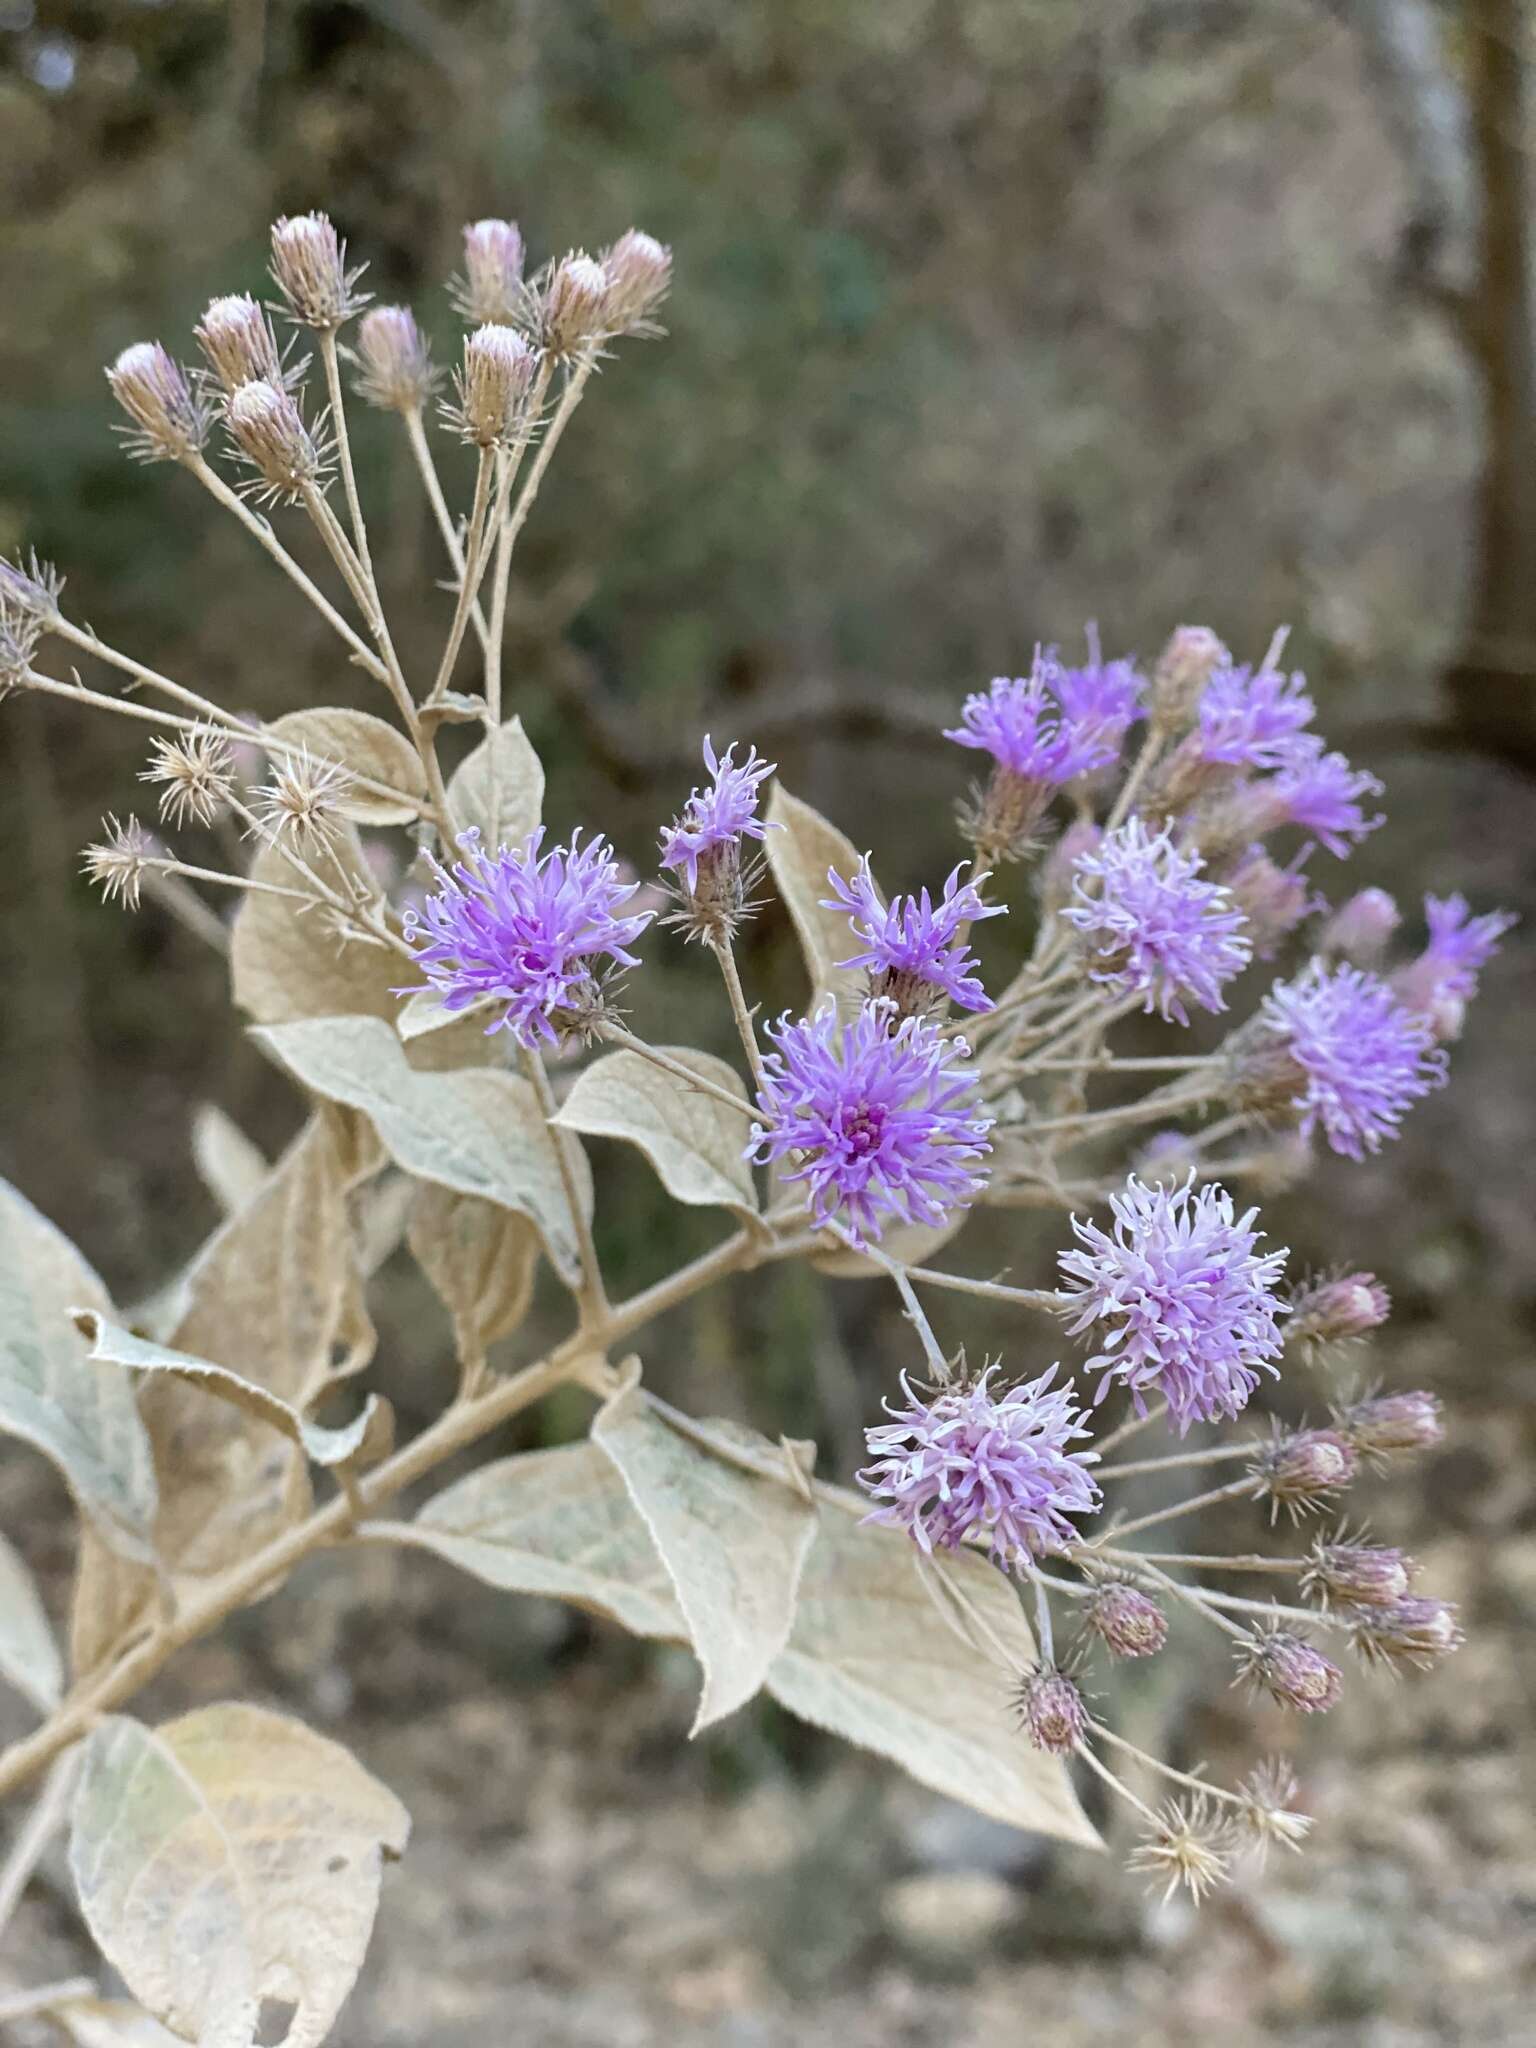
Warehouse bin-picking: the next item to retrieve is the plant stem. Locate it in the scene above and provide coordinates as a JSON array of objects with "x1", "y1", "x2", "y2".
[
  {"x1": 320, "y1": 330, "x2": 373, "y2": 581},
  {"x1": 712, "y1": 936, "x2": 765, "y2": 1092},
  {"x1": 1087, "y1": 1475, "x2": 1261, "y2": 1546},
  {"x1": 403, "y1": 408, "x2": 490, "y2": 656},
  {"x1": 426, "y1": 447, "x2": 495, "y2": 705},
  {"x1": 1097, "y1": 1441, "x2": 1257, "y2": 1481}
]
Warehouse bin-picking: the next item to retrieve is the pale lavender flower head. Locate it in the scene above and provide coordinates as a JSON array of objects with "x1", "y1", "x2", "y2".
[
  {"x1": 402, "y1": 826, "x2": 652, "y2": 1047},
  {"x1": 1260, "y1": 739, "x2": 1383, "y2": 857},
  {"x1": 859, "y1": 1364, "x2": 1100, "y2": 1568},
  {"x1": 1198, "y1": 664, "x2": 1315, "y2": 768},
  {"x1": 946, "y1": 653, "x2": 1118, "y2": 784},
  {"x1": 747, "y1": 1003, "x2": 992, "y2": 1245},
  {"x1": 823, "y1": 857, "x2": 1003, "y2": 1016},
  {"x1": 1254, "y1": 963, "x2": 1448, "y2": 1160},
  {"x1": 1058, "y1": 1176, "x2": 1289, "y2": 1433},
  {"x1": 1062, "y1": 817, "x2": 1252, "y2": 1024},
  {"x1": 1051, "y1": 627, "x2": 1146, "y2": 764},
  {"x1": 1393, "y1": 892, "x2": 1516, "y2": 1037},
  {"x1": 658, "y1": 736, "x2": 775, "y2": 896}
]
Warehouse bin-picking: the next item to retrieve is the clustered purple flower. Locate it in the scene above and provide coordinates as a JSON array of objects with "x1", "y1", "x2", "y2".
[
  {"x1": 1393, "y1": 892, "x2": 1516, "y2": 1036},
  {"x1": 859, "y1": 1365, "x2": 1101, "y2": 1567},
  {"x1": 658, "y1": 735, "x2": 775, "y2": 896},
  {"x1": 1197, "y1": 663, "x2": 1315, "y2": 768},
  {"x1": 1262, "y1": 739, "x2": 1383, "y2": 857},
  {"x1": 1063, "y1": 817, "x2": 1252, "y2": 1023},
  {"x1": 747, "y1": 1004, "x2": 992, "y2": 1246},
  {"x1": 403, "y1": 826, "x2": 652, "y2": 1046},
  {"x1": 1256, "y1": 961, "x2": 1448, "y2": 1160},
  {"x1": 945, "y1": 649, "x2": 1133, "y2": 785},
  {"x1": 1058, "y1": 1176, "x2": 1289, "y2": 1432},
  {"x1": 824, "y1": 857, "x2": 1002, "y2": 1016}
]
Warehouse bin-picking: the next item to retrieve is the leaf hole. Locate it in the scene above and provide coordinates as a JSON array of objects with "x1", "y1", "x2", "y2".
[{"x1": 256, "y1": 1998, "x2": 298, "y2": 2046}]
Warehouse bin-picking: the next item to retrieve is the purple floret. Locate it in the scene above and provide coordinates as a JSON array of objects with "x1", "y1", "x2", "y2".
[
  {"x1": 823, "y1": 857, "x2": 1003, "y2": 1015},
  {"x1": 1198, "y1": 664, "x2": 1315, "y2": 768},
  {"x1": 945, "y1": 652, "x2": 1115, "y2": 785},
  {"x1": 658, "y1": 736, "x2": 775, "y2": 895},
  {"x1": 1257, "y1": 962, "x2": 1448, "y2": 1160},
  {"x1": 1394, "y1": 892, "x2": 1516, "y2": 1026},
  {"x1": 1263, "y1": 738, "x2": 1383, "y2": 857}
]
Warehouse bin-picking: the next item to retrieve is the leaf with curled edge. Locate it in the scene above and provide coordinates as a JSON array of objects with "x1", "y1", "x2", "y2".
[
  {"x1": 765, "y1": 1507, "x2": 1101, "y2": 1846},
  {"x1": 70, "y1": 1313, "x2": 393, "y2": 1473},
  {"x1": 265, "y1": 707, "x2": 428, "y2": 826},
  {"x1": 69, "y1": 1705, "x2": 409, "y2": 2048},
  {"x1": 446, "y1": 713, "x2": 544, "y2": 851},
  {"x1": 592, "y1": 1379, "x2": 816, "y2": 1732},
  {"x1": 554, "y1": 1047, "x2": 758, "y2": 1217},
  {"x1": 763, "y1": 784, "x2": 870, "y2": 1010},
  {"x1": 0, "y1": 1177, "x2": 156, "y2": 1562},
  {"x1": 406, "y1": 1183, "x2": 540, "y2": 1366},
  {"x1": 375, "y1": 1441, "x2": 686, "y2": 1643},
  {"x1": 254, "y1": 1015, "x2": 593, "y2": 1288},
  {"x1": 0, "y1": 1526, "x2": 63, "y2": 1715}
]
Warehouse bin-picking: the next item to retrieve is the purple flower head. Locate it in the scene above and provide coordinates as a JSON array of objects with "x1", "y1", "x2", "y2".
[
  {"x1": 1255, "y1": 962, "x2": 1447, "y2": 1160},
  {"x1": 859, "y1": 1364, "x2": 1101, "y2": 1568},
  {"x1": 1198, "y1": 664, "x2": 1315, "y2": 768},
  {"x1": 945, "y1": 652, "x2": 1111, "y2": 785},
  {"x1": 658, "y1": 736, "x2": 775, "y2": 896},
  {"x1": 823, "y1": 857, "x2": 1003, "y2": 1017},
  {"x1": 1259, "y1": 738, "x2": 1383, "y2": 857},
  {"x1": 1051, "y1": 626, "x2": 1146, "y2": 764},
  {"x1": 747, "y1": 1003, "x2": 992, "y2": 1245},
  {"x1": 1393, "y1": 893, "x2": 1516, "y2": 1037},
  {"x1": 1057, "y1": 1176, "x2": 1289, "y2": 1434},
  {"x1": 402, "y1": 826, "x2": 652, "y2": 1047},
  {"x1": 1062, "y1": 818, "x2": 1252, "y2": 1024}
]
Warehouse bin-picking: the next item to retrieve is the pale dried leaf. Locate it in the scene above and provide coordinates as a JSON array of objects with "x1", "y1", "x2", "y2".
[
  {"x1": 554, "y1": 1047, "x2": 757, "y2": 1216},
  {"x1": 189, "y1": 1106, "x2": 269, "y2": 1220},
  {"x1": 766, "y1": 1511, "x2": 1100, "y2": 1846},
  {"x1": 379, "y1": 1442, "x2": 685, "y2": 1641},
  {"x1": 446, "y1": 714, "x2": 544, "y2": 850},
  {"x1": 406, "y1": 1184, "x2": 539, "y2": 1362},
  {"x1": 46, "y1": 1996, "x2": 186, "y2": 2048},
  {"x1": 72, "y1": 1314, "x2": 390, "y2": 1471},
  {"x1": 0, "y1": 1526, "x2": 62, "y2": 1713},
  {"x1": 266, "y1": 708, "x2": 428, "y2": 826},
  {"x1": 255, "y1": 1015, "x2": 593, "y2": 1286},
  {"x1": 813, "y1": 1212, "x2": 968, "y2": 1279},
  {"x1": 592, "y1": 1381, "x2": 816, "y2": 1732},
  {"x1": 70, "y1": 1705, "x2": 409, "y2": 2048},
  {"x1": 0, "y1": 1178, "x2": 156, "y2": 1560},
  {"x1": 763, "y1": 784, "x2": 868, "y2": 1008},
  {"x1": 395, "y1": 987, "x2": 495, "y2": 1042}
]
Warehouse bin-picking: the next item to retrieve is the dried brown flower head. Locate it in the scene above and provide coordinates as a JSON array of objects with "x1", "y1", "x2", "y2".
[
  {"x1": 270, "y1": 212, "x2": 368, "y2": 330},
  {"x1": 225, "y1": 380, "x2": 328, "y2": 501},
  {"x1": 139, "y1": 728, "x2": 237, "y2": 829},
  {"x1": 1128, "y1": 1796, "x2": 1232, "y2": 1902},
  {"x1": 106, "y1": 343, "x2": 208, "y2": 464},
  {"x1": 83, "y1": 814, "x2": 156, "y2": 909},
  {"x1": 251, "y1": 747, "x2": 355, "y2": 852},
  {"x1": 353, "y1": 306, "x2": 437, "y2": 413}
]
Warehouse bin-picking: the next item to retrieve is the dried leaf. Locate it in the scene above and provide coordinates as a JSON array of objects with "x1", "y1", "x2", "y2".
[
  {"x1": 379, "y1": 1442, "x2": 685, "y2": 1642},
  {"x1": 592, "y1": 1381, "x2": 817, "y2": 1732},
  {"x1": 190, "y1": 1106, "x2": 269, "y2": 1219},
  {"x1": 766, "y1": 1511, "x2": 1100, "y2": 1846},
  {"x1": 71, "y1": 1313, "x2": 391, "y2": 1472},
  {"x1": 446, "y1": 714, "x2": 544, "y2": 850},
  {"x1": 254, "y1": 1015, "x2": 593, "y2": 1287},
  {"x1": 763, "y1": 784, "x2": 868, "y2": 1008},
  {"x1": 70, "y1": 1705, "x2": 409, "y2": 2048},
  {"x1": 265, "y1": 708, "x2": 428, "y2": 826},
  {"x1": 44, "y1": 1997, "x2": 186, "y2": 2048},
  {"x1": 406, "y1": 1184, "x2": 539, "y2": 1362},
  {"x1": 0, "y1": 1178, "x2": 156, "y2": 1560},
  {"x1": 553, "y1": 1046, "x2": 757, "y2": 1217},
  {"x1": 0, "y1": 1525, "x2": 62, "y2": 1714}
]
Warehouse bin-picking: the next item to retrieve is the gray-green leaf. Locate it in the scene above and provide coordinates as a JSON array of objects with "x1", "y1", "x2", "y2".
[
  {"x1": 447, "y1": 713, "x2": 544, "y2": 850},
  {"x1": 554, "y1": 1046, "x2": 758, "y2": 1216},
  {"x1": 763, "y1": 784, "x2": 868, "y2": 1009},
  {"x1": 0, "y1": 1526, "x2": 63, "y2": 1714}
]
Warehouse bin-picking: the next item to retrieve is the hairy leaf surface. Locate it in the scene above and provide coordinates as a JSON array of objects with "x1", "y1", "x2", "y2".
[
  {"x1": 554, "y1": 1046, "x2": 758, "y2": 1216},
  {"x1": 70, "y1": 1706, "x2": 409, "y2": 2048},
  {"x1": 763, "y1": 784, "x2": 868, "y2": 1009},
  {"x1": 265, "y1": 708, "x2": 429, "y2": 825},
  {"x1": 189, "y1": 1105, "x2": 269, "y2": 1219},
  {"x1": 446, "y1": 713, "x2": 544, "y2": 850},
  {"x1": 0, "y1": 1526, "x2": 63, "y2": 1714},
  {"x1": 406, "y1": 1184, "x2": 540, "y2": 1363}
]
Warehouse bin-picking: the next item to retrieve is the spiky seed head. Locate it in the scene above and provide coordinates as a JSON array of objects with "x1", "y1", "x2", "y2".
[
  {"x1": 1, "y1": 571, "x2": 55, "y2": 695},
  {"x1": 1234, "y1": 1761, "x2": 1311, "y2": 1861},
  {"x1": 1128, "y1": 1796, "x2": 1232, "y2": 1903},
  {"x1": 83, "y1": 815, "x2": 155, "y2": 910},
  {"x1": 1234, "y1": 1627, "x2": 1343, "y2": 1713},
  {"x1": 1014, "y1": 1665, "x2": 1088, "y2": 1755},
  {"x1": 451, "y1": 323, "x2": 537, "y2": 447},
  {"x1": 1150, "y1": 624, "x2": 1228, "y2": 731},
  {"x1": 1085, "y1": 1579, "x2": 1168, "y2": 1659},
  {"x1": 1335, "y1": 1388, "x2": 1443, "y2": 1464},
  {"x1": 270, "y1": 211, "x2": 367, "y2": 329},
  {"x1": 455, "y1": 218, "x2": 526, "y2": 325},
  {"x1": 251, "y1": 746, "x2": 354, "y2": 851},
  {"x1": 194, "y1": 293, "x2": 288, "y2": 395},
  {"x1": 225, "y1": 380, "x2": 325, "y2": 500},
  {"x1": 602, "y1": 228, "x2": 672, "y2": 331},
  {"x1": 1251, "y1": 1427, "x2": 1359, "y2": 1522},
  {"x1": 106, "y1": 342, "x2": 208, "y2": 463},
  {"x1": 1300, "y1": 1532, "x2": 1412, "y2": 1611},
  {"x1": 139, "y1": 728, "x2": 236, "y2": 828},
  {"x1": 1287, "y1": 1270, "x2": 1391, "y2": 1350},
  {"x1": 354, "y1": 305, "x2": 437, "y2": 412},
  {"x1": 542, "y1": 251, "x2": 612, "y2": 359},
  {"x1": 1346, "y1": 1596, "x2": 1463, "y2": 1673}
]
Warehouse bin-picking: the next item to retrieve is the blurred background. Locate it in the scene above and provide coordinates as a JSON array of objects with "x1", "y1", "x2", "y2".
[{"x1": 2, "y1": 3, "x2": 1535, "y2": 2042}]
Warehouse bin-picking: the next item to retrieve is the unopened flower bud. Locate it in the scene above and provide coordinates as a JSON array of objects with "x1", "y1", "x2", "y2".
[
  {"x1": 1015, "y1": 1665, "x2": 1088, "y2": 1754},
  {"x1": 195, "y1": 293, "x2": 288, "y2": 395},
  {"x1": 106, "y1": 342, "x2": 207, "y2": 463},
  {"x1": 602, "y1": 228, "x2": 672, "y2": 331},
  {"x1": 1287, "y1": 1271, "x2": 1391, "y2": 1349},
  {"x1": 1235, "y1": 1628, "x2": 1343, "y2": 1713},
  {"x1": 1336, "y1": 1389, "x2": 1443, "y2": 1463},
  {"x1": 1225, "y1": 848, "x2": 1313, "y2": 957},
  {"x1": 0, "y1": 551, "x2": 62, "y2": 624},
  {"x1": 355, "y1": 305, "x2": 436, "y2": 412},
  {"x1": 1321, "y1": 888, "x2": 1400, "y2": 964},
  {"x1": 457, "y1": 218, "x2": 525, "y2": 325},
  {"x1": 1085, "y1": 1581, "x2": 1167, "y2": 1659},
  {"x1": 1301, "y1": 1536, "x2": 1412, "y2": 1610},
  {"x1": 1347, "y1": 1595, "x2": 1462, "y2": 1672},
  {"x1": 270, "y1": 211, "x2": 365, "y2": 329},
  {"x1": 226, "y1": 380, "x2": 325, "y2": 499},
  {"x1": 452, "y1": 323, "x2": 537, "y2": 447},
  {"x1": 1253, "y1": 1427, "x2": 1359, "y2": 1520},
  {"x1": 1151, "y1": 624, "x2": 1228, "y2": 732},
  {"x1": 542, "y1": 251, "x2": 612, "y2": 358}
]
